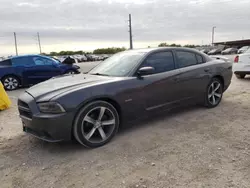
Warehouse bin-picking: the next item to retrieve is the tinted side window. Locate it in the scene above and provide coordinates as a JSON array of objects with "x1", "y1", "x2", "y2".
[
  {"x1": 33, "y1": 57, "x2": 54, "y2": 66},
  {"x1": 141, "y1": 51, "x2": 175, "y2": 74},
  {"x1": 0, "y1": 59, "x2": 12, "y2": 66},
  {"x1": 196, "y1": 54, "x2": 204, "y2": 64},
  {"x1": 12, "y1": 57, "x2": 34, "y2": 66},
  {"x1": 44, "y1": 58, "x2": 54, "y2": 65},
  {"x1": 176, "y1": 51, "x2": 197, "y2": 68},
  {"x1": 33, "y1": 57, "x2": 45, "y2": 65}
]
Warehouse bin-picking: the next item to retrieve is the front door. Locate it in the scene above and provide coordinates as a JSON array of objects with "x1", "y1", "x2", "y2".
[
  {"x1": 136, "y1": 51, "x2": 182, "y2": 111},
  {"x1": 25, "y1": 56, "x2": 62, "y2": 84}
]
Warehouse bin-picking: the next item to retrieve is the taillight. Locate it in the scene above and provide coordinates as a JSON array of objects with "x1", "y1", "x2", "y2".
[{"x1": 234, "y1": 56, "x2": 239, "y2": 63}]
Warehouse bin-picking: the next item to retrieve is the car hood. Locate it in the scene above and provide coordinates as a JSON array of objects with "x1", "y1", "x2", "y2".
[{"x1": 26, "y1": 74, "x2": 117, "y2": 101}]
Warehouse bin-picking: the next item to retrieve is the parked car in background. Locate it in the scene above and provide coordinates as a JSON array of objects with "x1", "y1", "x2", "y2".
[
  {"x1": 233, "y1": 48, "x2": 250, "y2": 79},
  {"x1": 221, "y1": 48, "x2": 238, "y2": 55},
  {"x1": 85, "y1": 54, "x2": 94, "y2": 61},
  {"x1": 0, "y1": 55, "x2": 80, "y2": 90},
  {"x1": 237, "y1": 46, "x2": 250, "y2": 54},
  {"x1": 200, "y1": 49, "x2": 210, "y2": 54},
  {"x1": 208, "y1": 48, "x2": 223, "y2": 55},
  {"x1": 18, "y1": 47, "x2": 232, "y2": 148},
  {"x1": 73, "y1": 55, "x2": 87, "y2": 63},
  {"x1": 91, "y1": 55, "x2": 102, "y2": 61},
  {"x1": 85, "y1": 54, "x2": 98, "y2": 61},
  {"x1": 102, "y1": 54, "x2": 110, "y2": 60}
]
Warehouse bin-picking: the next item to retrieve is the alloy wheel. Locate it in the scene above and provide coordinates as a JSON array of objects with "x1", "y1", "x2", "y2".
[
  {"x1": 3, "y1": 76, "x2": 19, "y2": 90},
  {"x1": 81, "y1": 106, "x2": 116, "y2": 143},
  {"x1": 208, "y1": 81, "x2": 222, "y2": 105}
]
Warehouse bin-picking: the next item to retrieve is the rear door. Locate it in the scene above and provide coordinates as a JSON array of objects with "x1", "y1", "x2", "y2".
[
  {"x1": 0, "y1": 59, "x2": 14, "y2": 80},
  {"x1": 11, "y1": 56, "x2": 35, "y2": 85},
  {"x1": 174, "y1": 50, "x2": 211, "y2": 101}
]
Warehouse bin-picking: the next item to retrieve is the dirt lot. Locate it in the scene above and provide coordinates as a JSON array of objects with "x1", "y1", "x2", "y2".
[{"x1": 1, "y1": 75, "x2": 250, "y2": 188}]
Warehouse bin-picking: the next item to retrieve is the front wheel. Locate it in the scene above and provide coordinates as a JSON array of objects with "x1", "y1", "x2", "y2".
[
  {"x1": 204, "y1": 78, "x2": 223, "y2": 108},
  {"x1": 65, "y1": 70, "x2": 77, "y2": 75},
  {"x1": 235, "y1": 74, "x2": 245, "y2": 79},
  {"x1": 73, "y1": 101, "x2": 119, "y2": 148}
]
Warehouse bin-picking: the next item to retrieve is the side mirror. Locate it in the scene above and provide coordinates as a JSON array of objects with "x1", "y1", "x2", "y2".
[
  {"x1": 52, "y1": 63, "x2": 56, "y2": 67},
  {"x1": 137, "y1": 66, "x2": 155, "y2": 76},
  {"x1": 52, "y1": 61, "x2": 59, "y2": 67}
]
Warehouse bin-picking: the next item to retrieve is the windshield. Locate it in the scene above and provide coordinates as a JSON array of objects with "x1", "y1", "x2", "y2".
[
  {"x1": 88, "y1": 51, "x2": 145, "y2": 77},
  {"x1": 50, "y1": 57, "x2": 61, "y2": 64}
]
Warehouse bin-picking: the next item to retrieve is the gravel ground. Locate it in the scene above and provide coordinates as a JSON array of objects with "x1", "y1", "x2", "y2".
[{"x1": 2, "y1": 59, "x2": 250, "y2": 188}]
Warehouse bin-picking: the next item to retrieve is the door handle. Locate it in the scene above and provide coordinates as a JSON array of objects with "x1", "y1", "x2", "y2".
[{"x1": 204, "y1": 68, "x2": 210, "y2": 72}]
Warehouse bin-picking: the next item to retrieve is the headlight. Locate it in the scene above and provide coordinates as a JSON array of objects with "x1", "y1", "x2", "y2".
[{"x1": 37, "y1": 102, "x2": 66, "y2": 114}]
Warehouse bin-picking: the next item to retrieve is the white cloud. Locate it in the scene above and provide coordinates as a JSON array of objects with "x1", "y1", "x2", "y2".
[
  {"x1": 17, "y1": 2, "x2": 40, "y2": 7},
  {"x1": 0, "y1": 0, "x2": 250, "y2": 55}
]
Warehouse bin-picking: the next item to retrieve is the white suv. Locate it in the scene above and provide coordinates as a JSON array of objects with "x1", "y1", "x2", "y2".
[{"x1": 233, "y1": 48, "x2": 250, "y2": 79}]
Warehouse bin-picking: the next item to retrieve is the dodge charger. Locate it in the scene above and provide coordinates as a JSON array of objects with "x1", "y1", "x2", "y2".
[{"x1": 18, "y1": 47, "x2": 232, "y2": 148}]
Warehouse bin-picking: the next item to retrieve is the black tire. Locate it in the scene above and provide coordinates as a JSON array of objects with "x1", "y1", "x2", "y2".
[
  {"x1": 73, "y1": 101, "x2": 119, "y2": 148},
  {"x1": 204, "y1": 78, "x2": 223, "y2": 108},
  {"x1": 1, "y1": 75, "x2": 20, "y2": 91},
  {"x1": 235, "y1": 74, "x2": 245, "y2": 79}
]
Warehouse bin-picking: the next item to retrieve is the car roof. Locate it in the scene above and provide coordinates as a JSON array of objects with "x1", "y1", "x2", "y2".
[
  {"x1": 10, "y1": 54, "x2": 48, "y2": 60},
  {"x1": 127, "y1": 47, "x2": 202, "y2": 53}
]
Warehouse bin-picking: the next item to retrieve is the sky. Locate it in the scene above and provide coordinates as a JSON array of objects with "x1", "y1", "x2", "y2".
[{"x1": 0, "y1": 0, "x2": 250, "y2": 56}]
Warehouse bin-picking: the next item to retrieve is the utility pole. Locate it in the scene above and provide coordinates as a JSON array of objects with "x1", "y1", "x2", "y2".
[
  {"x1": 14, "y1": 32, "x2": 18, "y2": 56},
  {"x1": 37, "y1": 32, "x2": 42, "y2": 54},
  {"x1": 212, "y1": 26, "x2": 216, "y2": 46},
  {"x1": 129, "y1": 14, "x2": 133, "y2": 49}
]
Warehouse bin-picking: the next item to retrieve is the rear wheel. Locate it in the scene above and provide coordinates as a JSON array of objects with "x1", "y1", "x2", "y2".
[
  {"x1": 235, "y1": 74, "x2": 245, "y2": 79},
  {"x1": 73, "y1": 101, "x2": 119, "y2": 148},
  {"x1": 204, "y1": 78, "x2": 223, "y2": 108},
  {"x1": 2, "y1": 75, "x2": 20, "y2": 90}
]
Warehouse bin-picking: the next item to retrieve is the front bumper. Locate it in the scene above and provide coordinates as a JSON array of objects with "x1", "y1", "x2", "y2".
[{"x1": 18, "y1": 92, "x2": 74, "y2": 142}]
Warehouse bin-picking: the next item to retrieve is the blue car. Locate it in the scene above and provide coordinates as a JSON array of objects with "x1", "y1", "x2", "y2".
[{"x1": 0, "y1": 55, "x2": 80, "y2": 90}]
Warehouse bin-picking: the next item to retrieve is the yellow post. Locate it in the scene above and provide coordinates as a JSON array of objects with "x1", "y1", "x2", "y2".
[{"x1": 0, "y1": 82, "x2": 11, "y2": 110}]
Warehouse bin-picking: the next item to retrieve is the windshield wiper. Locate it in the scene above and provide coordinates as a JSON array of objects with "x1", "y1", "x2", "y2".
[{"x1": 89, "y1": 73, "x2": 110, "y2": 76}]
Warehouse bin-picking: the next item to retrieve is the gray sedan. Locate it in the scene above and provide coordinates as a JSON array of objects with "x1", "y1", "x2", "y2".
[{"x1": 18, "y1": 47, "x2": 233, "y2": 148}]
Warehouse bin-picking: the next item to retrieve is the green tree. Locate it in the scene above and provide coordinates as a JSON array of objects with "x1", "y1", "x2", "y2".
[
  {"x1": 170, "y1": 43, "x2": 182, "y2": 47},
  {"x1": 49, "y1": 52, "x2": 57, "y2": 56},
  {"x1": 93, "y1": 47, "x2": 126, "y2": 54},
  {"x1": 158, "y1": 42, "x2": 168, "y2": 47},
  {"x1": 183, "y1": 44, "x2": 200, "y2": 48}
]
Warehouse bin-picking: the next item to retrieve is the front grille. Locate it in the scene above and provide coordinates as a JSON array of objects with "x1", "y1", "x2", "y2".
[
  {"x1": 18, "y1": 100, "x2": 29, "y2": 108},
  {"x1": 18, "y1": 100, "x2": 32, "y2": 119}
]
